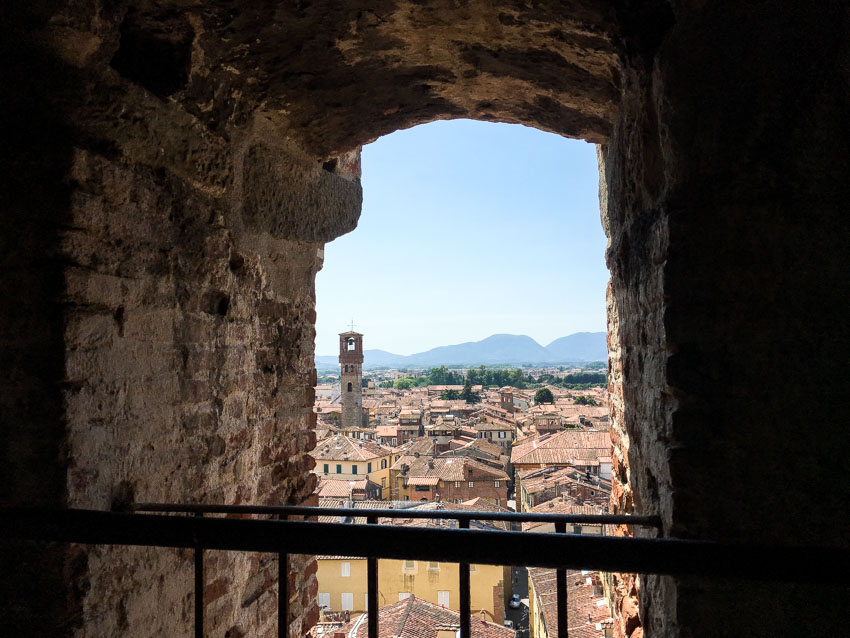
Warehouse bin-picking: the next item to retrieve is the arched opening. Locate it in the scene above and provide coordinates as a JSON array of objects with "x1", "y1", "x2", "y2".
[{"x1": 314, "y1": 118, "x2": 615, "y2": 628}]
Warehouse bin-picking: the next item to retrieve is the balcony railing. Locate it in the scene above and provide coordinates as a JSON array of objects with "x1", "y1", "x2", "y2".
[{"x1": 1, "y1": 505, "x2": 843, "y2": 638}]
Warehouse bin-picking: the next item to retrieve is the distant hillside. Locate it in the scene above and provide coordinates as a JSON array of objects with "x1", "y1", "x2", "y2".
[
  {"x1": 316, "y1": 332, "x2": 607, "y2": 370},
  {"x1": 545, "y1": 332, "x2": 608, "y2": 362}
]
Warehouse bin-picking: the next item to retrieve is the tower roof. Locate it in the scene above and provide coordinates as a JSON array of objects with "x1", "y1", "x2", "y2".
[{"x1": 339, "y1": 331, "x2": 363, "y2": 337}]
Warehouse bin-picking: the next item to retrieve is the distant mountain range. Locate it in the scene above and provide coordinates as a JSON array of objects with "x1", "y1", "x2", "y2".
[{"x1": 315, "y1": 332, "x2": 607, "y2": 370}]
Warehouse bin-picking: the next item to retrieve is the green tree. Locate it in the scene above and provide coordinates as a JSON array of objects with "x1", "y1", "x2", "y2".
[
  {"x1": 393, "y1": 377, "x2": 415, "y2": 390},
  {"x1": 574, "y1": 395, "x2": 598, "y2": 406},
  {"x1": 460, "y1": 378, "x2": 481, "y2": 403},
  {"x1": 534, "y1": 387, "x2": 554, "y2": 404},
  {"x1": 440, "y1": 389, "x2": 460, "y2": 400},
  {"x1": 509, "y1": 368, "x2": 527, "y2": 389}
]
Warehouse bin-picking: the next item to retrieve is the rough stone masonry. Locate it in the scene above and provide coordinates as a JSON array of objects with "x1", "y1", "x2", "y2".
[{"x1": 2, "y1": 1, "x2": 849, "y2": 637}]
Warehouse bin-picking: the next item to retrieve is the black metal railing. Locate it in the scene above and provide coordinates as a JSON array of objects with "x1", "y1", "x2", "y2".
[{"x1": 1, "y1": 505, "x2": 844, "y2": 638}]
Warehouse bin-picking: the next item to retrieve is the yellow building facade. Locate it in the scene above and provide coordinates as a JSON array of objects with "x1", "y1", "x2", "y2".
[
  {"x1": 317, "y1": 557, "x2": 508, "y2": 623},
  {"x1": 528, "y1": 572, "x2": 549, "y2": 638}
]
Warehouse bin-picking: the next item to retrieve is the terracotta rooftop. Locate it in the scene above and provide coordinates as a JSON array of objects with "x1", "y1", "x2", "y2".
[
  {"x1": 401, "y1": 455, "x2": 509, "y2": 482},
  {"x1": 519, "y1": 466, "x2": 612, "y2": 496},
  {"x1": 527, "y1": 569, "x2": 611, "y2": 638},
  {"x1": 315, "y1": 477, "x2": 380, "y2": 499},
  {"x1": 511, "y1": 430, "x2": 611, "y2": 466},
  {"x1": 310, "y1": 434, "x2": 392, "y2": 461},
  {"x1": 338, "y1": 595, "x2": 513, "y2": 638},
  {"x1": 443, "y1": 438, "x2": 506, "y2": 460},
  {"x1": 524, "y1": 499, "x2": 605, "y2": 532},
  {"x1": 473, "y1": 421, "x2": 514, "y2": 431}
]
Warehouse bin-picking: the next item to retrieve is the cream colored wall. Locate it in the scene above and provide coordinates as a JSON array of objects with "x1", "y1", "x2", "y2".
[
  {"x1": 377, "y1": 560, "x2": 503, "y2": 622},
  {"x1": 315, "y1": 456, "x2": 387, "y2": 482},
  {"x1": 366, "y1": 453, "x2": 392, "y2": 496},
  {"x1": 317, "y1": 557, "x2": 504, "y2": 621},
  {"x1": 528, "y1": 576, "x2": 548, "y2": 638},
  {"x1": 316, "y1": 557, "x2": 369, "y2": 613}
]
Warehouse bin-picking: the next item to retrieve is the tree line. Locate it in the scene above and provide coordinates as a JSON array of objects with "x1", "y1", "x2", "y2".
[{"x1": 375, "y1": 366, "x2": 606, "y2": 392}]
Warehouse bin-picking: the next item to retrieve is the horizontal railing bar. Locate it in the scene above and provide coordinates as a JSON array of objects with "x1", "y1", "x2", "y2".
[
  {"x1": 133, "y1": 503, "x2": 661, "y2": 527},
  {"x1": 1, "y1": 507, "x2": 845, "y2": 584}
]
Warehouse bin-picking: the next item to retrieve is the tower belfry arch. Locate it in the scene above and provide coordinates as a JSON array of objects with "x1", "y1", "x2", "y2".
[{"x1": 339, "y1": 330, "x2": 364, "y2": 429}]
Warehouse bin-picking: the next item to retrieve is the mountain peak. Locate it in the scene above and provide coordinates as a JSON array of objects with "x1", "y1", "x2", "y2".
[{"x1": 316, "y1": 331, "x2": 607, "y2": 370}]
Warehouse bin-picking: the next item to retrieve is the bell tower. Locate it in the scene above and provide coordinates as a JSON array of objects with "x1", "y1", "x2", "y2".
[{"x1": 339, "y1": 331, "x2": 364, "y2": 429}]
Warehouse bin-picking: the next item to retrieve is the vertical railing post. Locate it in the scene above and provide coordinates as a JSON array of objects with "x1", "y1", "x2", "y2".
[
  {"x1": 555, "y1": 520, "x2": 568, "y2": 638},
  {"x1": 459, "y1": 518, "x2": 471, "y2": 638},
  {"x1": 194, "y1": 512, "x2": 204, "y2": 638},
  {"x1": 367, "y1": 515, "x2": 379, "y2": 638},
  {"x1": 278, "y1": 513, "x2": 288, "y2": 638}
]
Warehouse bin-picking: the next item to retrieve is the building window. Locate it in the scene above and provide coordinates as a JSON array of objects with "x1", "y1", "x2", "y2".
[
  {"x1": 367, "y1": 462, "x2": 372, "y2": 473},
  {"x1": 336, "y1": 464, "x2": 342, "y2": 474},
  {"x1": 428, "y1": 562, "x2": 440, "y2": 571},
  {"x1": 438, "y1": 591, "x2": 450, "y2": 607},
  {"x1": 341, "y1": 562, "x2": 351, "y2": 577},
  {"x1": 399, "y1": 592, "x2": 410, "y2": 601},
  {"x1": 403, "y1": 560, "x2": 416, "y2": 571},
  {"x1": 381, "y1": 459, "x2": 387, "y2": 469},
  {"x1": 381, "y1": 477, "x2": 386, "y2": 487},
  {"x1": 347, "y1": 382, "x2": 352, "y2": 392},
  {"x1": 495, "y1": 498, "x2": 500, "y2": 506},
  {"x1": 364, "y1": 593, "x2": 368, "y2": 610},
  {"x1": 454, "y1": 481, "x2": 461, "y2": 488},
  {"x1": 323, "y1": 464, "x2": 329, "y2": 474},
  {"x1": 352, "y1": 464, "x2": 358, "y2": 475},
  {"x1": 318, "y1": 592, "x2": 330, "y2": 609},
  {"x1": 468, "y1": 481, "x2": 474, "y2": 488},
  {"x1": 498, "y1": 431, "x2": 506, "y2": 439},
  {"x1": 341, "y1": 592, "x2": 354, "y2": 610},
  {"x1": 494, "y1": 481, "x2": 500, "y2": 487}
]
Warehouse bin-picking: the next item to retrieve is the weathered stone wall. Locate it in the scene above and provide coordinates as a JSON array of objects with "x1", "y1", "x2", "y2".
[
  {"x1": 3, "y1": 4, "x2": 361, "y2": 636},
  {"x1": 603, "y1": 2, "x2": 850, "y2": 636}
]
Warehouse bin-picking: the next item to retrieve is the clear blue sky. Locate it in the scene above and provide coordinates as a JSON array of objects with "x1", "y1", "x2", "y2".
[{"x1": 315, "y1": 120, "x2": 608, "y2": 356}]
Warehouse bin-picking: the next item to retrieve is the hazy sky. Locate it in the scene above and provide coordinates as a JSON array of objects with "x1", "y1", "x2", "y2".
[{"x1": 315, "y1": 120, "x2": 608, "y2": 356}]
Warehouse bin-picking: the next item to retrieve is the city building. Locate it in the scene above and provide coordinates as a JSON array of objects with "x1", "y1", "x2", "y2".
[
  {"x1": 311, "y1": 435, "x2": 393, "y2": 495},
  {"x1": 315, "y1": 502, "x2": 510, "y2": 624},
  {"x1": 392, "y1": 456, "x2": 509, "y2": 506},
  {"x1": 340, "y1": 331, "x2": 364, "y2": 429}
]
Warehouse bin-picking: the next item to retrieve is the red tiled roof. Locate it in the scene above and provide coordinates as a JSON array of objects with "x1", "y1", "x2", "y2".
[
  {"x1": 315, "y1": 477, "x2": 379, "y2": 498},
  {"x1": 311, "y1": 434, "x2": 392, "y2": 461},
  {"x1": 528, "y1": 569, "x2": 611, "y2": 638},
  {"x1": 339, "y1": 595, "x2": 513, "y2": 638},
  {"x1": 511, "y1": 430, "x2": 611, "y2": 466},
  {"x1": 402, "y1": 456, "x2": 509, "y2": 482}
]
